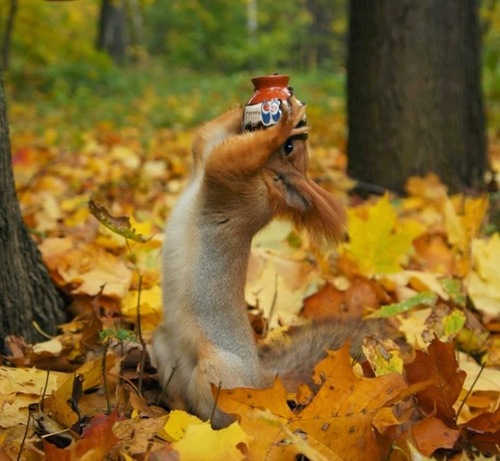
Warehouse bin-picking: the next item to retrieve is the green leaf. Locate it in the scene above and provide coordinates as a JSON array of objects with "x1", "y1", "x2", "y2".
[
  {"x1": 369, "y1": 291, "x2": 438, "y2": 318},
  {"x1": 88, "y1": 199, "x2": 150, "y2": 243},
  {"x1": 440, "y1": 277, "x2": 466, "y2": 307},
  {"x1": 443, "y1": 309, "x2": 466, "y2": 337}
]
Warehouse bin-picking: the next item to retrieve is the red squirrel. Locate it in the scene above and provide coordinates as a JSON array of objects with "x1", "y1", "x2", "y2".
[{"x1": 152, "y1": 97, "x2": 381, "y2": 427}]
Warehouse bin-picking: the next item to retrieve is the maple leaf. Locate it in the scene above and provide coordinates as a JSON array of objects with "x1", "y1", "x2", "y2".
[
  {"x1": 217, "y1": 344, "x2": 408, "y2": 460},
  {"x1": 468, "y1": 233, "x2": 500, "y2": 321},
  {"x1": 160, "y1": 411, "x2": 252, "y2": 461},
  {"x1": 340, "y1": 195, "x2": 424, "y2": 277},
  {"x1": 404, "y1": 338, "x2": 466, "y2": 425}
]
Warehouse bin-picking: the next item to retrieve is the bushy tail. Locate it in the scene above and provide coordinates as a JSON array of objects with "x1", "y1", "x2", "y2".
[{"x1": 257, "y1": 318, "x2": 390, "y2": 392}]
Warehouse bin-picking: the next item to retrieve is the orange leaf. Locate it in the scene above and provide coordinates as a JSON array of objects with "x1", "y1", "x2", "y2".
[
  {"x1": 404, "y1": 416, "x2": 460, "y2": 456},
  {"x1": 218, "y1": 344, "x2": 408, "y2": 460},
  {"x1": 302, "y1": 278, "x2": 386, "y2": 320}
]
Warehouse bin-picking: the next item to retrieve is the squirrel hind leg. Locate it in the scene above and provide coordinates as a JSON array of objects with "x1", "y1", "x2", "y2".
[{"x1": 187, "y1": 348, "x2": 261, "y2": 428}]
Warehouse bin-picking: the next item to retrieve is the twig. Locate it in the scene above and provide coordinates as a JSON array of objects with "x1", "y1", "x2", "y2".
[
  {"x1": 17, "y1": 411, "x2": 31, "y2": 461},
  {"x1": 455, "y1": 361, "x2": 486, "y2": 421},
  {"x1": 266, "y1": 273, "x2": 279, "y2": 329},
  {"x1": 209, "y1": 381, "x2": 223, "y2": 423},
  {"x1": 102, "y1": 339, "x2": 111, "y2": 415},
  {"x1": 125, "y1": 239, "x2": 148, "y2": 396},
  {"x1": 40, "y1": 369, "x2": 51, "y2": 413},
  {"x1": 156, "y1": 366, "x2": 176, "y2": 405}
]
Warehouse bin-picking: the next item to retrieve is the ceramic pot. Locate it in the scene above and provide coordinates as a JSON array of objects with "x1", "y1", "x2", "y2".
[{"x1": 243, "y1": 74, "x2": 305, "y2": 132}]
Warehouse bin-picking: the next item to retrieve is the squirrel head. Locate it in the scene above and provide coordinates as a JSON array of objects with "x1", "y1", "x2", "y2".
[{"x1": 201, "y1": 98, "x2": 346, "y2": 245}]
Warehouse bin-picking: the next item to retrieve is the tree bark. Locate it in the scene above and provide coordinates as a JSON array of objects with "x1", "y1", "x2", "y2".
[
  {"x1": 0, "y1": 73, "x2": 67, "y2": 354},
  {"x1": 96, "y1": 0, "x2": 129, "y2": 64},
  {"x1": 347, "y1": 0, "x2": 487, "y2": 193}
]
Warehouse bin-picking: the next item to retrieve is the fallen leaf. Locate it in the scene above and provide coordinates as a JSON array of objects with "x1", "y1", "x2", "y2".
[
  {"x1": 404, "y1": 416, "x2": 461, "y2": 456},
  {"x1": 158, "y1": 410, "x2": 204, "y2": 442},
  {"x1": 404, "y1": 338, "x2": 466, "y2": 424},
  {"x1": 340, "y1": 195, "x2": 424, "y2": 277},
  {"x1": 218, "y1": 345, "x2": 408, "y2": 460},
  {"x1": 89, "y1": 199, "x2": 151, "y2": 243},
  {"x1": 172, "y1": 420, "x2": 252, "y2": 461},
  {"x1": 468, "y1": 233, "x2": 500, "y2": 321},
  {"x1": 43, "y1": 410, "x2": 122, "y2": 460},
  {"x1": 39, "y1": 237, "x2": 133, "y2": 299},
  {"x1": 369, "y1": 291, "x2": 437, "y2": 318}
]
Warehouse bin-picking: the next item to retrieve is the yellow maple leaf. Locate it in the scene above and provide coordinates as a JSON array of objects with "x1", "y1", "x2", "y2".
[
  {"x1": 468, "y1": 233, "x2": 500, "y2": 320},
  {"x1": 340, "y1": 195, "x2": 424, "y2": 276},
  {"x1": 445, "y1": 195, "x2": 488, "y2": 248},
  {"x1": 157, "y1": 410, "x2": 204, "y2": 442},
  {"x1": 172, "y1": 419, "x2": 252, "y2": 461}
]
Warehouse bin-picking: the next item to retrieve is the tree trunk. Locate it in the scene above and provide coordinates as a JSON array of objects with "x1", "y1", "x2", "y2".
[
  {"x1": 0, "y1": 73, "x2": 67, "y2": 354},
  {"x1": 1, "y1": 0, "x2": 18, "y2": 71},
  {"x1": 96, "y1": 0, "x2": 129, "y2": 64},
  {"x1": 347, "y1": 0, "x2": 487, "y2": 194},
  {"x1": 304, "y1": 0, "x2": 335, "y2": 69}
]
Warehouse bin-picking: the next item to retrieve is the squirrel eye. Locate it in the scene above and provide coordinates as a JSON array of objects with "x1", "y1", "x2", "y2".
[{"x1": 283, "y1": 138, "x2": 294, "y2": 155}]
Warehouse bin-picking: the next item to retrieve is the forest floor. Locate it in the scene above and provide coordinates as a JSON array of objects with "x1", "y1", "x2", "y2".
[{"x1": 1, "y1": 70, "x2": 500, "y2": 460}]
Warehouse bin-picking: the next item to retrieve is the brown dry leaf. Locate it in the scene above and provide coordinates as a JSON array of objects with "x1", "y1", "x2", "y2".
[
  {"x1": 404, "y1": 338, "x2": 466, "y2": 424},
  {"x1": 39, "y1": 237, "x2": 132, "y2": 299},
  {"x1": 462, "y1": 406, "x2": 500, "y2": 456},
  {"x1": 218, "y1": 345, "x2": 408, "y2": 460},
  {"x1": 0, "y1": 366, "x2": 66, "y2": 429},
  {"x1": 113, "y1": 415, "x2": 169, "y2": 457}
]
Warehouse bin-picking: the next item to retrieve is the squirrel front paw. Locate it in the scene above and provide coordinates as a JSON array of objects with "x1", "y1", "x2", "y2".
[
  {"x1": 279, "y1": 96, "x2": 309, "y2": 136},
  {"x1": 267, "y1": 97, "x2": 309, "y2": 147}
]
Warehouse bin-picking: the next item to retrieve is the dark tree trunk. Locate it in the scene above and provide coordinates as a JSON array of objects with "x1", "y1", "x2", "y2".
[
  {"x1": 1, "y1": 0, "x2": 18, "y2": 71},
  {"x1": 304, "y1": 0, "x2": 335, "y2": 69},
  {"x1": 96, "y1": 0, "x2": 129, "y2": 64},
  {"x1": 0, "y1": 73, "x2": 67, "y2": 354},
  {"x1": 347, "y1": 0, "x2": 487, "y2": 194}
]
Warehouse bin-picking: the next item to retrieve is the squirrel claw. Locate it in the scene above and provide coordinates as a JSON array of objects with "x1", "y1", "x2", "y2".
[{"x1": 279, "y1": 97, "x2": 307, "y2": 135}]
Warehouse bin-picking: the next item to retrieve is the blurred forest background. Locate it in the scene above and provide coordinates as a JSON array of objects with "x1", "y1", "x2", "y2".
[
  {"x1": 0, "y1": 0, "x2": 351, "y2": 132},
  {"x1": 1, "y1": 0, "x2": 498, "y2": 134}
]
